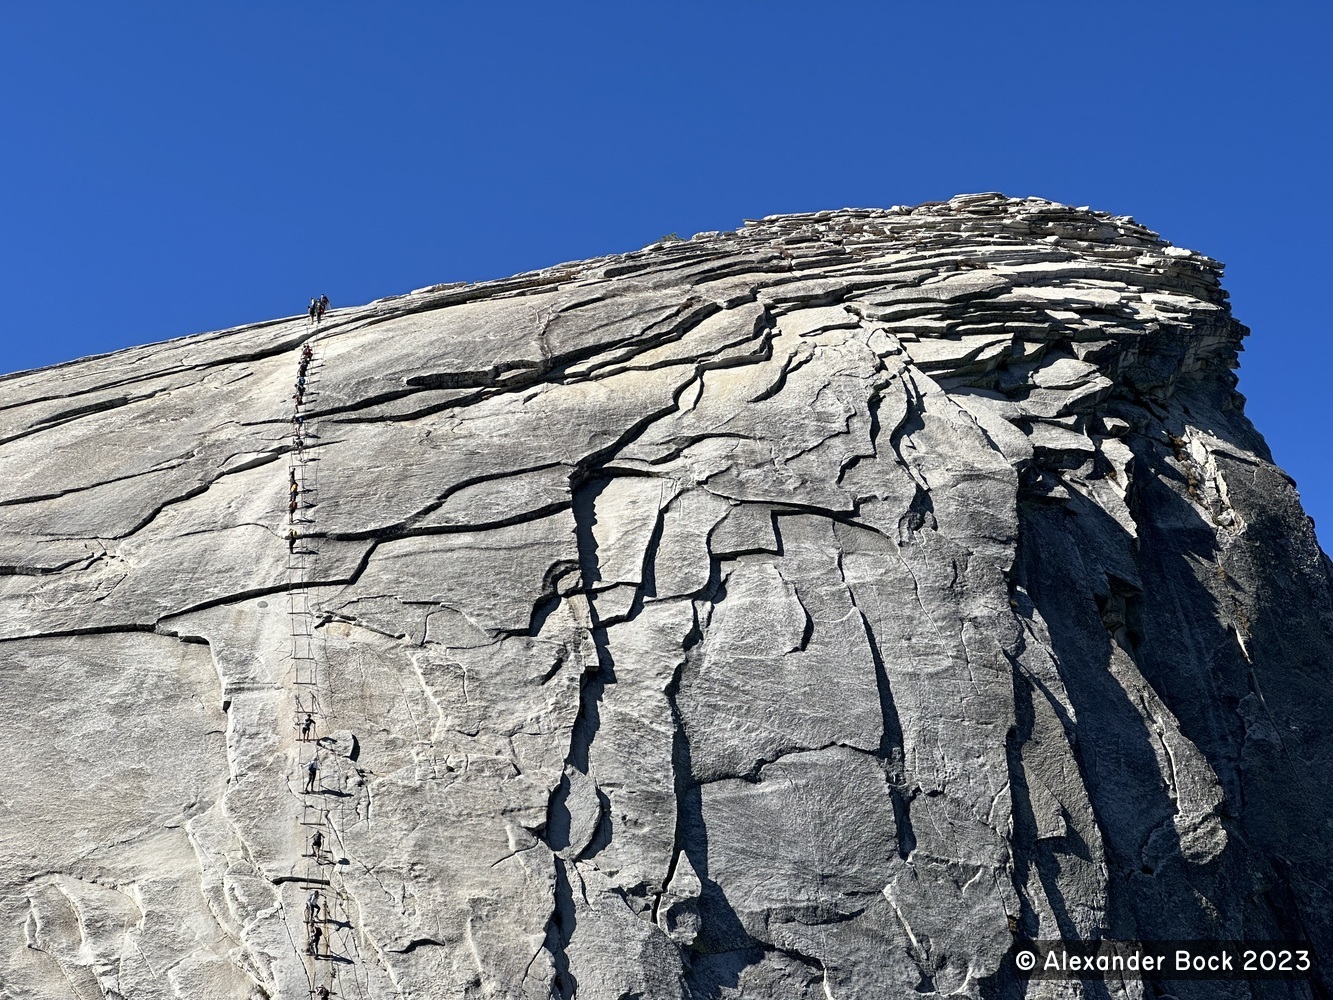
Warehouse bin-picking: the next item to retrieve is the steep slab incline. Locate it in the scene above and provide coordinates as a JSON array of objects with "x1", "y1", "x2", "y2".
[{"x1": 1, "y1": 194, "x2": 1330, "y2": 1000}]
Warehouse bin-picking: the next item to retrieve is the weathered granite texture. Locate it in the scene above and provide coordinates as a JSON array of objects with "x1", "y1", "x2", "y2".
[{"x1": 1, "y1": 194, "x2": 1330, "y2": 999}]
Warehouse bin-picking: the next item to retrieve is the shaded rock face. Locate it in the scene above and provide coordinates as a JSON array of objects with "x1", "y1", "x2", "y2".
[{"x1": 1, "y1": 193, "x2": 1330, "y2": 1000}]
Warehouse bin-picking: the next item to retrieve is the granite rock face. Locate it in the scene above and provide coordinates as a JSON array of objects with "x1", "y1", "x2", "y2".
[{"x1": 1, "y1": 194, "x2": 1330, "y2": 1000}]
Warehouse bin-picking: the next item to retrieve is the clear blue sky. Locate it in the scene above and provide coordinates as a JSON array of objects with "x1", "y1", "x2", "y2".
[{"x1": 2, "y1": 4, "x2": 1330, "y2": 542}]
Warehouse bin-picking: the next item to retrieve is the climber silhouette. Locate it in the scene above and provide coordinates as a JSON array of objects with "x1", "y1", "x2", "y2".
[{"x1": 301, "y1": 713, "x2": 315, "y2": 741}]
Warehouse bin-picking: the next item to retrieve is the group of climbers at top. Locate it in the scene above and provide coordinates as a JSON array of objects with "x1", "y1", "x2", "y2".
[{"x1": 308, "y1": 294, "x2": 330, "y2": 324}]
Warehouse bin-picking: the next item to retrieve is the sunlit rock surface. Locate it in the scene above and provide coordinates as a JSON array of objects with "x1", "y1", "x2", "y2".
[{"x1": 1, "y1": 194, "x2": 1330, "y2": 999}]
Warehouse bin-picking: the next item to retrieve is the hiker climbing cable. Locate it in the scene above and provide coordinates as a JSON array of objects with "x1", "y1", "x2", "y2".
[
  {"x1": 288, "y1": 529, "x2": 299, "y2": 552},
  {"x1": 301, "y1": 713, "x2": 315, "y2": 741},
  {"x1": 308, "y1": 299, "x2": 318, "y2": 324},
  {"x1": 304, "y1": 756, "x2": 319, "y2": 793},
  {"x1": 306, "y1": 889, "x2": 321, "y2": 923},
  {"x1": 308, "y1": 924, "x2": 322, "y2": 956},
  {"x1": 289, "y1": 498, "x2": 299, "y2": 521},
  {"x1": 310, "y1": 828, "x2": 324, "y2": 860},
  {"x1": 315, "y1": 987, "x2": 331, "y2": 1000}
]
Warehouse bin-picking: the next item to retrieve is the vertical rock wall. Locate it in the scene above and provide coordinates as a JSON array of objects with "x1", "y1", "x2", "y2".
[{"x1": 0, "y1": 194, "x2": 1329, "y2": 999}]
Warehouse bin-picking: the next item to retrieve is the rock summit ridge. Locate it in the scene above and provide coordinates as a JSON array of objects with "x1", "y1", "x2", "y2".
[{"x1": 1, "y1": 193, "x2": 1330, "y2": 1000}]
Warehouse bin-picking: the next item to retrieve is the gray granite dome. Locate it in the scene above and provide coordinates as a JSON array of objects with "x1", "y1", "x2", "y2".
[{"x1": 1, "y1": 193, "x2": 1329, "y2": 999}]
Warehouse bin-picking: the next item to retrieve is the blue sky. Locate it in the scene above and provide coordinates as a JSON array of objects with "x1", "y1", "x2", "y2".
[{"x1": 2, "y1": 3, "x2": 1330, "y2": 541}]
